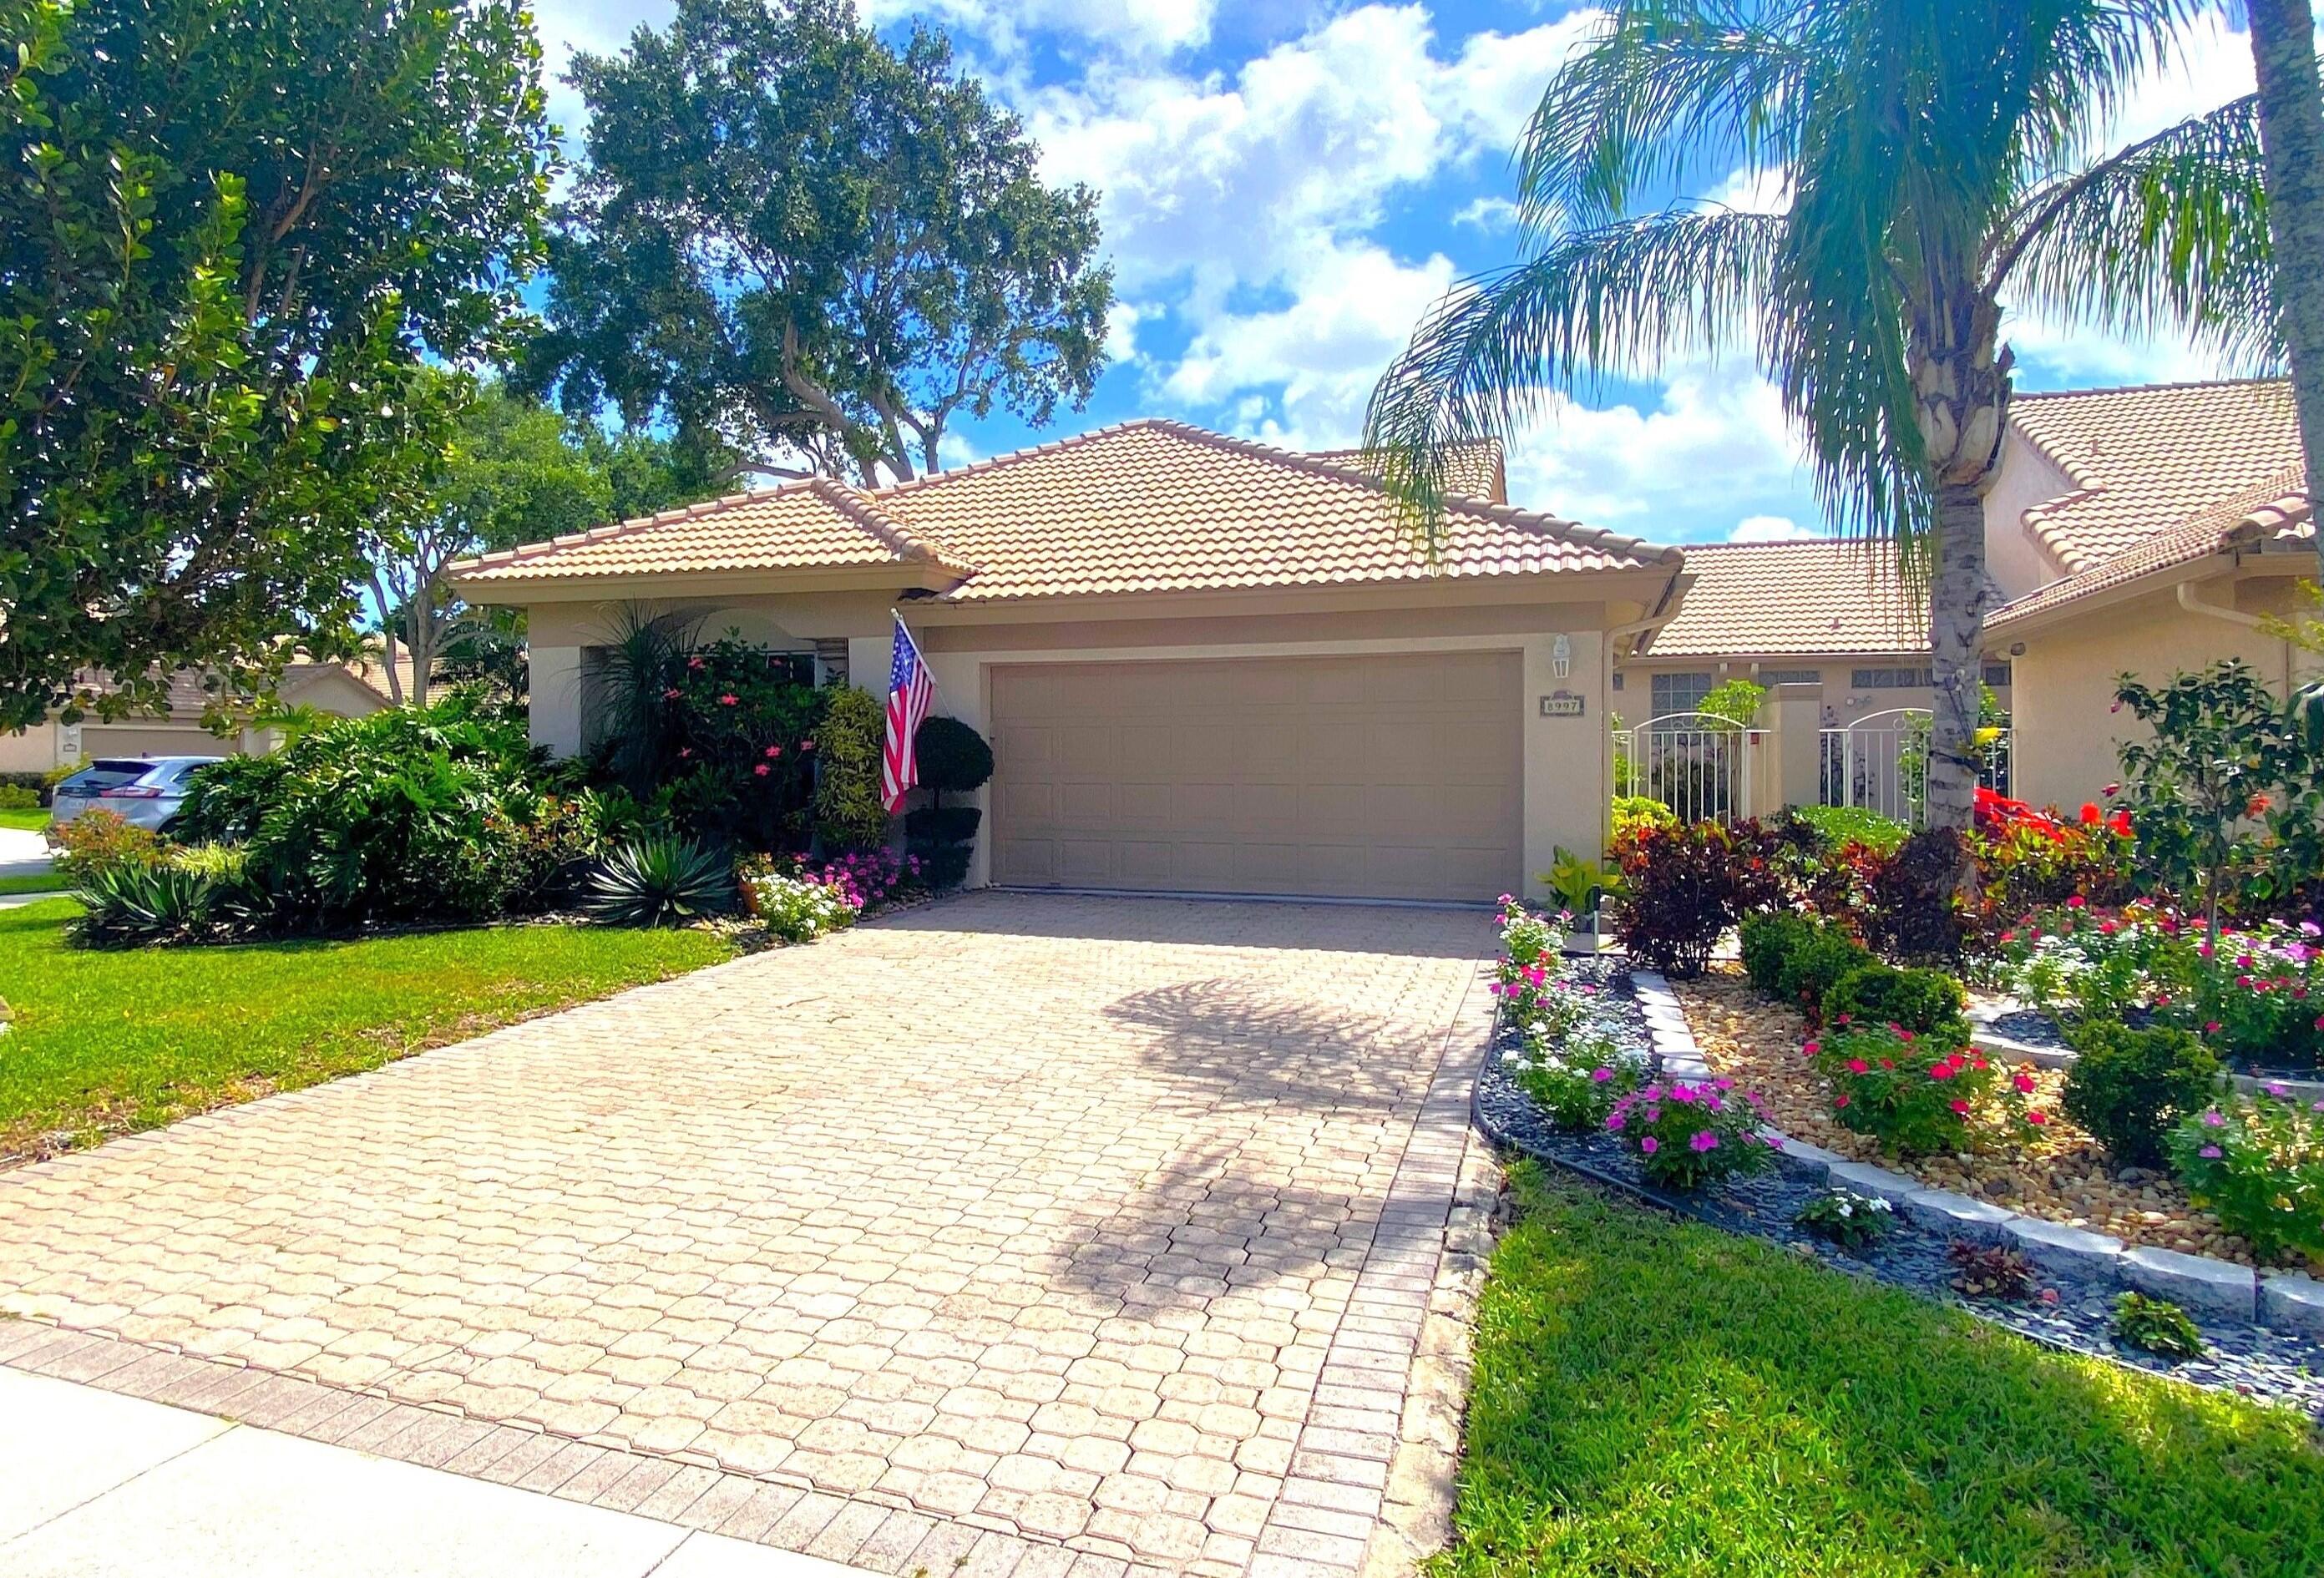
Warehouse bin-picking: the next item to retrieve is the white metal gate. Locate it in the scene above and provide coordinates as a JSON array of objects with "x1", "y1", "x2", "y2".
[
  {"x1": 1820, "y1": 708, "x2": 2013, "y2": 825},
  {"x1": 1613, "y1": 712, "x2": 1765, "y2": 826}
]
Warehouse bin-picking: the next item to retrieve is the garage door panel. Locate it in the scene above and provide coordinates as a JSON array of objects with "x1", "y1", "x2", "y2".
[{"x1": 990, "y1": 653, "x2": 1521, "y2": 903}]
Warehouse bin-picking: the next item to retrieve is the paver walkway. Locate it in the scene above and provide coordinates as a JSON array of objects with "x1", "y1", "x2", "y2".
[{"x1": 0, "y1": 893, "x2": 1496, "y2": 1578}]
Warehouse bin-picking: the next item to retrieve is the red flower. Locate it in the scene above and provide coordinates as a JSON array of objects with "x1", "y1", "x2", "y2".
[
  {"x1": 2065, "y1": 895, "x2": 2085, "y2": 909},
  {"x1": 2101, "y1": 781, "x2": 2120, "y2": 797},
  {"x1": 2248, "y1": 793, "x2": 2272, "y2": 817},
  {"x1": 2028, "y1": 1110, "x2": 2048, "y2": 1125},
  {"x1": 719, "y1": 693, "x2": 739, "y2": 706},
  {"x1": 2079, "y1": 802, "x2": 2100, "y2": 825},
  {"x1": 1835, "y1": 1095, "x2": 1851, "y2": 1110},
  {"x1": 1950, "y1": 1099, "x2": 1970, "y2": 1115}
]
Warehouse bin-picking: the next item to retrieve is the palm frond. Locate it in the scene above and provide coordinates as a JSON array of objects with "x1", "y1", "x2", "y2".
[
  {"x1": 1364, "y1": 209, "x2": 1782, "y2": 539},
  {"x1": 1516, "y1": 0, "x2": 1810, "y2": 231},
  {"x1": 1998, "y1": 92, "x2": 2280, "y2": 370}
]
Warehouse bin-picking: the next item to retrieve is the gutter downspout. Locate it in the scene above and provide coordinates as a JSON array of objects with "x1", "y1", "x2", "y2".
[{"x1": 2176, "y1": 579, "x2": 2294, "y2": 692}]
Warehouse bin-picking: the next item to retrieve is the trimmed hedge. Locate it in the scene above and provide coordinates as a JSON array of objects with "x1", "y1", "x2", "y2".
[{"x1": 1824, "y1": 962, "x2": 1968, "y2": 1038}]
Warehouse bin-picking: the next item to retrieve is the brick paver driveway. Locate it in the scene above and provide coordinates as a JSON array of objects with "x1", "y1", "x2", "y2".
[{"x1": 0, "y1": 893, "x2": 1496, "y2": 1578}]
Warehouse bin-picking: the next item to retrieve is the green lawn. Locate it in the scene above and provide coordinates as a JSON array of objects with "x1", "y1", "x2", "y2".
[
  {"x1": 0, "y1": 807, "x2": 48, "y2": 832},
  {"x1": 0, "y1": 899, "x2": 734, "y2": 1155},
  {"x1": 0, "y1": 874, "x2": 63, "y2": 896},
  {"x1": 1446, "y1": 1161, "x2": 2324, "y2": 1578}
]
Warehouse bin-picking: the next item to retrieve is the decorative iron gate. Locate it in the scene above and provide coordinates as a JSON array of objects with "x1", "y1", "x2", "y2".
[{"x1": 1613, "y1": 712, "x2": 1765, "y2": 826}]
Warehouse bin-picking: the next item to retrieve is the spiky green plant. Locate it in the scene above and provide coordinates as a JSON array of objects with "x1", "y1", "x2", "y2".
[
  {"x1": 584, "y1": 836, "x2": 733, "y2": 928},
  {"x1": 1367, "y1": 0, "x2": 2272, "y2": 844}
]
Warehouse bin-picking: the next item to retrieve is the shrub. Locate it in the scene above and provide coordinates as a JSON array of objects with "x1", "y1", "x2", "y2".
[
  {"x1": 1514, "y1": 1030, "x2": 1649, "y2": 1132},
  {"x1": 0, "y1": 784, "x2": 37, "y2": 810},
  {"x1": 2061, "y1": 1022, "x2": 2220, "y2": 1168},
  {"x1": 1856, "y1": 826, "x2": 1971, "y2": 963},
  {"x1": 584, "y1": 837, "x2": 734, "y2": 928},
  {"x1": 2170, "y1": 1087, "x2": 2324, "y2": 1262},
  {"x1": 740, "y1": 865, "x2": 859, "y2": 943},
  {"x1": 46, "y1": 809, "x2": 165, "y2": 885},
  {"x1": 811, "y1": 686, "x2": 891, "y2": 850},
  {"x1": 69, "y1": 861, "x2": 253, "y2": 946},
  {"x1": 2111, "y1": 1292, "x2": 2205, "y2": 1360},
  {"x1": 1794, "y1": 1188, "x2": 1894, "y2": 1252},
  {"x1": 1739, "y1": 913, "x2": 1818, "y2": 997},
  {"x1": 1778, "y1": 928, "x2": 1875, "y2": 1013},
  {"x1": 904, "y1": 806, "x2": 982, "y2": 846},
  {"x1": 1811, "y1": 1023, "x2": 2013, "y2": 1157},
  {"x1": 2193, "y1": 921, "x2": 2324, "y2": 1070},
  {"x1": 1795, "y1": 803, "x2": 1907, "y2": 855},
  {"x1": 1824, "y1": 963, "x2": 1968, "y2": 1039},
  {"x1": 1611, "y1": 794, "x2": 1678, "y2": 842},
  {"x1": 1611, "y1": 821, "x2": 1737, "y2": 978},
  {"x1": 174, "y1": 696, "x2": 590, "y2": 927},
  {"x1": 914, "y1": 716, "x2": 994, "y2": 803},
  {"x1": 1604, "y1": 1077, "x2": 1779, "y2": 1190},
  {"x1": 1948, "y1": 1242, "x2": 2038, "y2": 1302},
  {"x1": 1987, "y1": 902, "x2": 2198, "y2": 1026}
]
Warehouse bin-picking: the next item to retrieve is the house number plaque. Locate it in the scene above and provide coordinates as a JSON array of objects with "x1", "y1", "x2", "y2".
[{"x1": 1538, "y1": 690, "x2": 1585, "y2": 718}]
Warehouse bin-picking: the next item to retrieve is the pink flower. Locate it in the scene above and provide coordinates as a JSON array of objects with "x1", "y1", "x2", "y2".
[
  {"x1": 2204, "y1": 1020, "x2": 2223, "y2": 1035},
  {"x1": 688, "y1": 656, "x2": 706, "y2": 670},
  {"x1": 1689, "y1": 1131, "x2": 1719, "y2": 1152},
  {"x1": 2066, "y1": 894, "x2": 2086, "y2": 908},
  {"x1": 2028, "y1": 1110, "x2": 2048, "y2": 1125},
  {"x1": 1639, "y1": 1135, "x2": 1659, "y2": 1155},
  {"x1": 1802, "y1": 1040, "x2": 1821, "y2": 1058},
  {"x1": 764, "y1": 745, "x2": 782, "y2": 758},
  {"x1": 1950, "y1": 1099, "x2": 1969, "y2": 1115},
  {"x1": 753, "y1": 764, "x2": 770, "y2": 776},
  {"x1": 2013, "y1": 1071, "x2": 2037, "y2": 1094},
  {"x1": 2199, "y1": 1145, "x2": 2223, "y2": 1159},
  {"x1": 719, "y1": 693, "x2": 739, "y2": 706},
  {"x1": 1590, "y1": 1067, "x2": 1614, "y2": 1083},
  {"x1": 1835, "y1": 1094, "x2": 1851, "y2": 1110},
  {"x1": 2201, "y1": 1109, "x2": 2226, "y2": 1127},
  {"x1": 661, "y1": 687, "x2": 681, "y2": 700},
  {"x1": 1846, "y1": 1058, "x2": 1869, "y2": 1075}
]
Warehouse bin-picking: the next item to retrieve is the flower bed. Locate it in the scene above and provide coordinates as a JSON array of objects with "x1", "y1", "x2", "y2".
[
  {"x1": 1678, "y1": 970, "x2": 2258, "y2": 1264},
  {"x1": 1474, "y1": 901, "x2": 2324, "y2": 1415}
]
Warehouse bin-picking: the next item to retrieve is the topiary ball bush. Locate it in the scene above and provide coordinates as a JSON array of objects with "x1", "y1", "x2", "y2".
[
  {"x1": 914, "y1": 716, "x2": 994, "y2": 799},
  {"x1": 904, "y1": 806, "x2": 982, "y2": 846},
  {"x1": 1825, "y1": 962, "x2": 1968, "y2": 1039},
  {"x1": 2063, "y1": 1021, "x2": 2221, "y2": 1169},
  {"x1": 1779, "y1": 929, "x2": 1875, "y2": 1014},
  {"x1": 1739, "y1": 913, "x2": 1819, "y2": 997}
]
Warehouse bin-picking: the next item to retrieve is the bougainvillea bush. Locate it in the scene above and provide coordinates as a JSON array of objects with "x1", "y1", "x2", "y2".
[
  {"x1": 1604, "y1": 1077, "x2": 1780, "y2": 1190},
  {"x1": 2170, "y1": 1085, "x2": 2324, "y2": 1262},
  {"x1": 1809, "y1": 1022, "x2": 2036, "y2": 1158}
]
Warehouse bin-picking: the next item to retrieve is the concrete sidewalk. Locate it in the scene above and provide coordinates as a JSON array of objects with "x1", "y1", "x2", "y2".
[{"x1": 0, "y1": 1367, "x2": 877, "y2": 1578}]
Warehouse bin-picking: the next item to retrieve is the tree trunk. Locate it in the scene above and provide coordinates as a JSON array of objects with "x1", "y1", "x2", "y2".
[
  {"x1": 2248, "y1": 0, "x2": 2324, "y2": 582},
  {"x1": 1926, "y1": 480, "x2": 1992, "y2": 835}
]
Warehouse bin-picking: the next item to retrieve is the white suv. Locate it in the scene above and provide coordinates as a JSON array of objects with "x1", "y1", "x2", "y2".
[{"x1": 49, "y1": 756, "x2": 227, "y2": 833}]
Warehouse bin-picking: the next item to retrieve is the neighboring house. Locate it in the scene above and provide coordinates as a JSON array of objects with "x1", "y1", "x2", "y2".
[
  {"x1": 0, "y1": 660, "x2": 402, "y2": 774},
  {"x1": 449, "y1": 417, "x2": 1685, "y2": 903},
  {"x1": 1982, "y1": 378, "x2": 2320, "y2": 807},
  {"x1": 1614, "y1": 538, "x2": 2013, "y2": 729}
]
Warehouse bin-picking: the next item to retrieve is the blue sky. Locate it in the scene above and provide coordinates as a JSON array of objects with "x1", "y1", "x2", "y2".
[{"x1": 529, "y1": 0, "x2": 2259, "y2": 543}]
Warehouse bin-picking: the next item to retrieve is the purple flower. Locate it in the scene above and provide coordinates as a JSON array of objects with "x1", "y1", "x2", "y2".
[
  {"x1": 2201, "y1": 1110, "x2": 2226, "y2": 1127},
  {"x1": 2198, "y1": 1145, "x2": 2224, "y2": 1159},
  {"x1": 1591, "y1": 1066, "x2": 1614, "y2": 1083},
  {"x1": 1689, "y1": 1131, "x2": 1719, "y2": 1152},
  {"x1": 1639, "y1": 1135, "x2": 1659, "y2": 1155}
]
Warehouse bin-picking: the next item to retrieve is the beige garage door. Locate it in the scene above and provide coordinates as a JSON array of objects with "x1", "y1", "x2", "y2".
[{"x1": 989, "y1": 652, "x2": 1521, "y2": 903}]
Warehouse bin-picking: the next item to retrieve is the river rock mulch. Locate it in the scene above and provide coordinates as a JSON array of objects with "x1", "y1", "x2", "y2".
[
  {"x1": 1677, "y1": 970, "x2": 2264, "y2": 1267},
  {"x1": 1477, "y1": 963, "x2": 2324, "y2": 1420}
]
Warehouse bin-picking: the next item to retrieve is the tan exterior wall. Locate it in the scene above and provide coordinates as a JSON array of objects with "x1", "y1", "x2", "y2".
[
  {"x1": 1981, "y1": 430, "x2": 2078, "y2": 602},
  {"x1": 514, "y1": 585, "x2": 1633, "y2": 901},
  {"x1": 2008, "y1": 569, "x2": 2319, "y2": 809},
  {"x1": 0, "y1": 721, "x2": 58, "y2": 774}
]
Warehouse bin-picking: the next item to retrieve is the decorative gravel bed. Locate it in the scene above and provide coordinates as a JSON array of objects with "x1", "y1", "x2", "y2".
[
  {"x1": 1476, "y1": 962, "x2": 2324, "y2": 1419},
  {"x1": 1680, "y1": 970, "x2": 2263, "y2": 1266}
]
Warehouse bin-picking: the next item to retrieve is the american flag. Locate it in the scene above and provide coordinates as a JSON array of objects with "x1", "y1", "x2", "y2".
[{"x1": 880, "y1": 612, "x2": 935, "y2": 812}]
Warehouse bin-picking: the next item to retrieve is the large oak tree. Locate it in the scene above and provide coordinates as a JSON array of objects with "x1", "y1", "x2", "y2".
[
  {"x1": 524, "y1": 0, "x2": 1113, "y2": 486},
  {"x1": 0, "y1": 0, "x2": 554, "y2": 729}
]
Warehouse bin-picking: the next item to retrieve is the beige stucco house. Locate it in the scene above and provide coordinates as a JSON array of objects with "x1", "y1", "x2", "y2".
[
  {"x1": 449, "y1": 418, "x2": 1686, "y2": 904},
  {"x1": 1981, "y1": 378, "x2": 2320, "y2": 808},
  {"x1": 1614, "y1": 538, "x2": 2013, "y2": 727},
  {"x1": 0, "y1": 660, "x2": 403, "y2": 776}
]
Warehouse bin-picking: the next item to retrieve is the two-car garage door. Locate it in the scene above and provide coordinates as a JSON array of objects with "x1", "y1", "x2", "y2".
[{"x1": 987, "y1": 651, "x2": 1521, "y2": 903}]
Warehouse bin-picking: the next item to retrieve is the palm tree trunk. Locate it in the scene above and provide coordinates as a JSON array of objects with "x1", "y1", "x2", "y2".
[
  {"x1": 2247, "y1": 0, "x2": 2324, "y2": 581},
  {"x1": 1925, "y1": 481, "x2": 1990, "y2": 834}
]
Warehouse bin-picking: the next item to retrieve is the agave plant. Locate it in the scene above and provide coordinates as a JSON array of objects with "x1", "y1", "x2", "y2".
[
  {"x1": 72, "y1": 862, "x2": 221, "y2": 946},
  {"x1": 585, "y1": 836, "x2": 733, "y2": 928}
]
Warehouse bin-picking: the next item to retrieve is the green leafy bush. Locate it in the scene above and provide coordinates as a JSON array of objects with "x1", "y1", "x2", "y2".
[
  {"x1": 1811, "y1": 1023, "x2": 2006, "y2": 1157},
  {"x1": 1794, "y1": 1188, "x2": 1894, "y2": 1252},
  {"x1": 2061, "y1": 1022, "x2": 2220, "y2": 1168},
  {"x1": 2170, "y1": 1087, "x2": 2324, "y2": 1262},
  {"x1": 1778, "y1": 928, "x2": 1875, "y2": 1012},
  {"x1": 811, "y1": 686, "x2": 891, "y2": 851},
  {"x1": 2110, "y1": 1292, "x2": 2205, "y2": 1360},
  {"x1": 46, "y1": 809, "x2": 165, "y2": 885},
  {"x1": 585, "y1": 837, "x2": 733, "y2": 928},
  {"x1": 914, "y1": 716, "x2": 994, "y2": 802},
  {"x1": 1795, "y1": 803, "x2": 1907, "y2": 854},
  {"x1": 0, "y1": 784, "x2": 38, "y2": 810},
  {"x1": 1739, "y1": 913, "x2": 1818, "y2": 996},
  {"x1": 1824, "y1": 963, "x2": 1968, "y2": 1039},
  {"x1": 1610, "y1": 794, "x2": 1676, "y2": 842},
  {"x1": 1604, "y1": 1076, "x2": 1779, "y2": 1190},
  {"x1": 175, "y1": 695, "x2": 590, "y2": 927}
]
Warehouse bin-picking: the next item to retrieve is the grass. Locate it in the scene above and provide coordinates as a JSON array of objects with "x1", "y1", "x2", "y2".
[
  {"x1": 1445, "y1": 1161, "x2": 2324, "y2": 1578},
  {"x1": 0, "y1": 899, "x2": 735, "y2": 1156},
  {"x1": 0, "y1": 873, "x2": 63, "y2": 895},
  {"x1": 0, "y1": 807, "x2": 48, "y2": 832}
]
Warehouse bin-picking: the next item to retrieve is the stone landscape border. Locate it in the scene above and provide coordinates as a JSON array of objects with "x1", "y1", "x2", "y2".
[{"x1": 1631, "y1": 970, "x2": 2324, "y2": 1338}]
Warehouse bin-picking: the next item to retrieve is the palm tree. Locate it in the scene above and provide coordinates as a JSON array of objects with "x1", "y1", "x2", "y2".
[
  {"x1": 2241, "y1": 0, "x2": 2324, "y2": 582},
  {"x1": 1366, "y1": 0, "x2": 2272, "y2": 840}
]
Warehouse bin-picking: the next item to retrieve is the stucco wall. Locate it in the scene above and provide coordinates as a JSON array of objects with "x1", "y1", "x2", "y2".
[
  {"x1": 2008, "y1": 570, "x2": 2317, "y2": 809},
  {"x1": 1615, "y1": 654, "x2": 2011, "y2": 732},
  {"x1": 1981, "y1": 430, "x2": 2079, "y2": 603}
]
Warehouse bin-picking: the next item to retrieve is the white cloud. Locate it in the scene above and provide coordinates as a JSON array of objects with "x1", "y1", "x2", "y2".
[
  {"x1": 1453, "y1": 195, "x2": 1519, "y2": 230},
  {"x1": 1729, "y1": 514, "x2": 1817, "y2": 542},
  {"x1": 864, "y1": 0, "x2": 1217, "y2": 58}
]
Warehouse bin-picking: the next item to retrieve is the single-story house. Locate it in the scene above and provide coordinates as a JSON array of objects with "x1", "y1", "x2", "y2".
[
  {"x1": 449, "y1": 418, "x2": 1686, "y2": 903},
  {"x1": 1614, "y1": 538, "x2": 2013, "y2": 727},
  {"x1": 0, "y1": 660, "x2": 403, "y2": 775},
  {"x1": 1981, "y1": 377, "x2": 2320, "y2": 807}
]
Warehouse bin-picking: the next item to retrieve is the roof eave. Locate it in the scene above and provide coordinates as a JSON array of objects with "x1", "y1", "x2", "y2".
[{"x1": 451, "y1": 561, "x2": 968, "y2": 605}]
